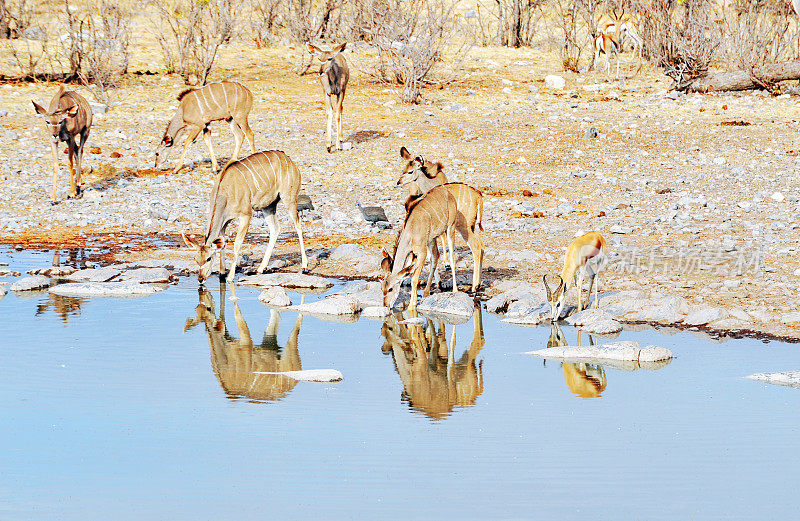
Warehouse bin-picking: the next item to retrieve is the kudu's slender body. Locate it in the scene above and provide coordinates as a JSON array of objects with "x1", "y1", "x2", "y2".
[
  {"x1": 397, "y1": 147, "x2": 485, "y2": 292},
  {"x1": 381, "y1": 185, "x2": 458, "y2": 312},
  {"x1": 32, "y1": 85, "x2": 92, "y2": 203},
  {"x1": 544, "y1": 231, "x2": 609, "y2": 321},
  {"x1": 307, "y1": 42, "x2": 349, "y2": 153},
  {"x1": 155, "y1": 81, "x2": 255, "y2": 174},
  {"x1": 183, "y1": 150, "x2": 308, "y2": 283}
]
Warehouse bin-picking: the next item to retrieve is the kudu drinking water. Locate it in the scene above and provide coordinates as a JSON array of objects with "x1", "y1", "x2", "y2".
[
  {"x1": 32, "y1": 85, "x2": 92, "y2": 203},
  {"x1": 306, "y1": 42, "x2": 349, "y2": 153},
  {"x1": 182, "y1": 150, "x2": 309, "y2": 284},
  {"x1": 380, "y1": 184, "x2": 458, "y2": 312},
  {"x1": 155, "y1": 81, "x2": 255, "y2": 174},
  {"x1": 396, "y1": 147, "x2": 485, "y2": 293}
]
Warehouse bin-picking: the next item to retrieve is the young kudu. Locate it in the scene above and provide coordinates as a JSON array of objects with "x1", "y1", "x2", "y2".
[
  {"x1": 544, "y1": 231, "x2": 609, "y2": 321},
  {"x1": 396, "y1": 147, "x2": 485, "y2": 293},
  {"x1": 32, "y1": 85, "x2": 92, "y2": 203},
  {"x1": 306, "y1": 42, "x2": 349, "y2": 153},
  {"x1": 183, "y1": 150, "x2": 309, "y2": 284},
  {"x1": 155, "y1": 81, "x2": 255, "y2": 174},
  {"x1": 381, "y1": 185, "x2": 459, "y2": 313}
]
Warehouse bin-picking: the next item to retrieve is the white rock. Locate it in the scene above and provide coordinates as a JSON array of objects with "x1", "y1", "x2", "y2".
[
  {"x1": 50, "y1": 282, "x2": 167, "y2": 297},
  {"x1": 27, "y1": 266, "x2": 76, "y2": 277},
  {"x1": 400, "y1": 316, "x2": 426, "y2": 325},
  {"x1": 770, "y1": 191, "x2": 785, "y2": 202},
  {"x1": 417, "y1": 291, "x2": 475, "y2": 317},
  {"x1": 362, "y1": 305, "x2": 391, "y2": 319},
  {"x1": 253, "y1": 369, "x2": 343, "y2": 382},
  {"x1": 10, "y1": 275, "x2": 50, "y2": 291},
  {"x1": 527, "y1": 340, "x2": 672, "y2": 362},
  {"x1": 630, "y1": 296, "x2": 689, "y2": 324},
  {"x1": 746, "y1": 370, "x2": 800, "y2": 388},
  {"x1": 290, "y1": 295, "x2": 359, "y2": 315},
  {"x1": 239, "y1": 272, "x2": 333, "y2": 289},
  {"x1": 117, "y1": 267, "x2": 172, "y2": 284},
  {"x1": 0, "y1": 268, "x2": 21, "y2": 277},
  {"x1": 609, "y1": 225, "x2": 633, "y2": 234},
  {"x1": 565, "y1": 308, "x2": 623, "y2": 334},
  {"x1": 544, "y1": 74, "x2": 566, "y2": 90},
  {"x1": 341, "y1": 142, "x2": 352, "y2": 151},
  {"x1": 684, "y1": 307, "x2": 728, "y2": 326},
  {"x1": 258, "y1": 286, "x2": 292, "y2": 307},
  {"x1": 485, "y1": 283, "x2": 542, "y2": 314},
  {"x1": 67, "y1": 266, "x2": 121, "y2": 283},
  {"x1": 0, "y1": 286, "x2": 6, "y2": 299}
]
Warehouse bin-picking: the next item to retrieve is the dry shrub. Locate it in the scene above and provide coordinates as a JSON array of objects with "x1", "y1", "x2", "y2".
[
  {"x1": 248, "y1": 0, "x2": 282, "y2": 47},
  {"x1": 552, "y1": 0, "x2": 603, "y2": 72},
  {"x1": 472, "y1": 0, "x2": 546, "y2": 47},
  {"x1": 0, "y1": 0, "x2": 33, "y2": 38},
  {"x1": 150, "y1": 0, "x2": 239, "y2": 85},
  {"x1": 3, "y1": 1, "x2": 59, "y2": 79}
]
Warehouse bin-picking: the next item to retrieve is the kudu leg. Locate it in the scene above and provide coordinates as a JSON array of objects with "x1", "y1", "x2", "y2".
[
  {"x1": 445, "y1": 227, "x2": 458, "y2": 293},
  {"x1": 423, "y1": 239, "x2": 440, "y2": 297},
  {"x1": 287, "y1": 204, "x2": 308, "y2": 272},
  {"x1": 325, "y1": 99, "x2": 334, "y2": 153},
  {"x1": 240, "y1": 118, "x2": 255, "y2": 154},
  {"x1": 75, "y1": 129, "x2": 88, "y2": 195},
  {"x1": 67, "y1": 141, "x2": 77, "y2": 198},
  {"x1": 256, "y1": 210, "x2": 280, "y2": 274},
  {"x1": 228, "y1": 119, "x2": 244, "y2": 168},
  {"x1": 227, "y1": 215, "x2": 251, "y2": 284},
  {"x1": 409, "y1": 249, "x2": 428, "y2": 313},
  {"x1": 173, "y1": 127, "x2": 202, "y2": 175},
  {"x1": 335, "y1": 93, "x2": 344, "y2": 151},
  {"x1": 585, "y1": 274, "x2": 596, "y2": 310},
  {"x1": 202, "y1": 129, "x2": 219, "y2": 172},
  {"x1": 458, "y1": 220, "x2": 484, "y2": 293},
  {"x1": 50, "y1": 142, "x2": 59, "y2": 203}
]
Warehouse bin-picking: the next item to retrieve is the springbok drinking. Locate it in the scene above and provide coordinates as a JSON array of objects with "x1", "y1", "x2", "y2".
[
  {"x1": 306, "y1": 42, "x2": 349, "y2": 153},
  {"x1": 155, "y1": 81, "x2": 255, "y2": 174},
  {"x1": 32, "y1": 85, "x2": 92, "y2": 203},
  {"x1": 183, "y1": 150, "x2": 308, "y2": 284},
  {"x1": 396, "y1": 147, "x2": 484, "y2": 293},
  {"x1": 544, "y1": 231, "x2": 609, "y2": 321},
  {"x1": 381, "y1": 185, "x2": 459, "y2": 312}
]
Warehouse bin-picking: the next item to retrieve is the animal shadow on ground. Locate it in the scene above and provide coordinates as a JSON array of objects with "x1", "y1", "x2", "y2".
[{"x1": 348, "y1": 130, "x2": 386, "y2": 144}]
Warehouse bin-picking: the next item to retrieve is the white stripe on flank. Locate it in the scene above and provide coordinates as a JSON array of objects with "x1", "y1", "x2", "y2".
[
  {"x1": 222, "y1": 83, "x2": 230, "y2": 114},
  {"x1": 254, "y1": 154, "x2": 270, "y2": 187},
  {"x1": 238, "y1": 163, "x2": 255, "y2": 195},
  {"x1": 208, "y1": 84, "x2": 220, "y2": 111},
  {"x1": 264, "y1": 153, "x2": 278, "y2": 187},
  {"x1": 241, "y1": 160, "x2": 262, "y2": 191}
]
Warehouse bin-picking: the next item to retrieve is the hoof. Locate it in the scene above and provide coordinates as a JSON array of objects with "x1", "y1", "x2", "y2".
[
  {"x1": 301, "y1": 268, "x2": 310, "y2": 275},
  {"x1": 326, "y1": 146, "x2": 333, "y2": 153},
  {"x1": 50, "y1": 200, "x2": 59, "y2": 206}
]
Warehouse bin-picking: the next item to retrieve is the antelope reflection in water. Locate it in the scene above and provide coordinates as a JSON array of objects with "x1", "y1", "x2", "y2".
[
  {"x1": 35, "y1": 249, "x2": 88, "y2": 322},
  {"x1": 547, "y1": 323, "x2": 607, "y2": 399},
  {"x1": 185, "y1": 283, "x2": 303, "y2": 402},
  {"x1": 381, "y1": 308, "x2": 485, "y2": 420}
]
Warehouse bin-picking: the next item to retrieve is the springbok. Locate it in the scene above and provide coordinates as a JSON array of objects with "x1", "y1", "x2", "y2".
[
  {"x1": 306, "y1": 42, "x2": 349, "y2": 153},
  {"x1": 185, "y1": 284, "x2": 303, "y2": 402},
  {"x1": 182, "y1": 150, "x2": 309, "y2": 284},
  {"x1": 397, "y1": 147, "x2": 485, "y2": 293},
  {"x1": 598, "y1": 10, "x2": 643, "y2": 71},
  {"x1": 32, "y1": 85, "x2": 92, "y2": 203},
  {"x1": 590, "y1": 9, "x2": 624, "y2": 78},
  {"x1": 381, "y1": 307, "x2": 485, "y2": 420},
  {"x1": 380, "y1": 185, "x2": 458, "y2": 312},
  {"x1": 547, "y1": 322, "x2": 607, "y2": 399},
  {"x1": 155, "y1": 81, "x2": 255, "y2": 174},
  {"x1": 544, "y1": 231, "x2": 609, "y2": 321}
]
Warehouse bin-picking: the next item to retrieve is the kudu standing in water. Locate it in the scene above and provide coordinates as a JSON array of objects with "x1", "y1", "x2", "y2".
[
  {"x1": 547, "y1": 322, "x2": 607, "y2": 399},
  {"x1": 306, "y1": 42, "x2": 349, "y2": 153},
  {"x1": 32, "y1": 85, "x2": 92, "y2": 203},
  {"x1": 155, "y1": 81, "x2": 255, "y2": 174},
  {"x1": 185, "y1": 284, "x2": 303, "y2": 402},
  {"x1": 396, "y1": 147, "x2": 485, "y2": 293},
  {"x1": 381, "y1": 307, "x2": 485, "y2": 420},
  {"x1": 182, "y1": 150, "x2": 309, "y2": 284},
  {"x1": 380, "y1": 184, "x2": 458, "y2": 312}
]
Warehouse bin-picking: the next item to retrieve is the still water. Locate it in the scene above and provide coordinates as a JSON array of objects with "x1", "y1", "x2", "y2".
[{"x1": 1, "y1": 249, "x2": 799, "y2": 520}]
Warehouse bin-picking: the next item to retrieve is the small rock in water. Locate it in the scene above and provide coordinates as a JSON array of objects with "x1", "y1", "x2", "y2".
[
  {"x1": 50, "y1": 281, "x2": 166, "y2": 297},
  {"x1": 417, "y1": 291, "x2": 475, "y2": 321},
  {"x1": 10, "y1": 275, "x2": 50, "y2": 291},
  {"x1": 258, "y1": 286, "x2": 292, "y2": 307}
]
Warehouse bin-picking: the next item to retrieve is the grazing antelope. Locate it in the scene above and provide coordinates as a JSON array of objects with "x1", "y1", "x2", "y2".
[
  {"x1": 182, "y1": 150, "x2": 309, "y2": 284},
  {"x1": 306, "y1": 42, "x2": 349, "y2": 153},
  {"x1": 380, "y1": 185, "x2": 458, "y2": 312},
  {"x1": 185, "y1": 284, "x2": 303, "y2": 402},
  {"x1": 547, "y1": 322, "x2": 607, "y2": 399},
  {"x1": 32, "y1": 85, "x2": 92, "y2": 203},
  {"x1": 397, "y1": 147, "x2": 485, "y2": 293},
  {"x1": 598, "y1": 10, "x2": 643, "y2": 71},
  {"x1": 155, "y1": 81, "x2": 255, "y2": 174},
  {"x1": 590, "y1": 8, "x2": 624, "y2": 78},
  {"x1": 543, "y1": 231, "x2": 609, "y2": 321},
  {"x1": 381, "y1": 307, "x2": 484, "y2": 420}
]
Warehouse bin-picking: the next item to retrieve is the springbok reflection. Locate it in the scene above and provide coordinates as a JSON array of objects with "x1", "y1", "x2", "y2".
[
  {"x1": 36, "y1": 293, "x2": 83, "y2": 323},
  {"x1": 381, "y1": 308, "x2": 485, "y2": 420},
  {"x1": 548, "y1": 323, "x2": 607, "y2": 399},
  {"x1": 185, "y1": 283, "x2": 303, "y2": 402}
]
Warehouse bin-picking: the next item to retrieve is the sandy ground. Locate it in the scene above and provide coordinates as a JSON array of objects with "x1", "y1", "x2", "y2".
[{"x1": 1, "y1": 39, "x2": 799, "y2": 339}]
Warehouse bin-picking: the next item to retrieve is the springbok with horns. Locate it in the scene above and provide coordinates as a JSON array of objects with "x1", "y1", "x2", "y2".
[
  {"x1": 598, "y1": 9, "x2": 642, "y2": 71},
  {"x1": 543, "y1": 231, "x2": 609, "y2": 321},
  {"x1": 307, "y1": 42, "x2": 349, "y2": 153},
  {"x1": 396, "y1": 147, "x2": 485, "y2": 293},
  {"x1": 590, "y1": 8, "x2": 625, "y2": 78},
  {"x1": 155, "y1": 81, "x2": 255, "y2": 174},
  {"x1": 32, "y1": 85, "x2": 92, "y2": 203},
  {"x1": 381, "y1": 185, "x2": 459, "y2": 312},
  {"x1": 182, "y1": 150, "x2": 308, "y2": 284}
]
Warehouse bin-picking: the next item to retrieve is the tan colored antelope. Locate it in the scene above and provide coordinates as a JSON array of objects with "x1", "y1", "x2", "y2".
[
  {"x1": 182, "y1": 150, "x2": 309, "y2": 284},
  {"x1": 598, "y1": 9, "x2": 642, "y2": 71},
  {"x1": 155, "y1": 81, "x2": 255, "y2": 174},
  {"x1": 397, "y1": 147, "x2": 485, "y2": 293},
  {"x1": 306, "y1": 42, "x2": 349, "y2": 153},
  {"x1": 380, "y1": 185, "x2": 458, "y2": 312},
  {"x1": 590, "y1": 9, "x2": 624, "y2": 78},
  {"x1": 547, "y1": 322, "x2": 607, "y2": 399},
  {"x1": 544, "y1": 231, "x2": 609, "y2": 321},
  {"x1": 32, "y1": 85, "x2": 92, "y2": 203},
  {"x1": 185, "y1": 285, "x2": 303, "y2": 402}
]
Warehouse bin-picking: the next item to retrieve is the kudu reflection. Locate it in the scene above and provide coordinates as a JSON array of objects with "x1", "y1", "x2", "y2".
[
  {"x1": 381, "y1": 308, "x2": 485, "y2": 420},
  {"x1": 185, "y1": 283, "x2": 303, "y2": 402},
  {"x1": 547, "y1": 323, "x2": 607, "y2": 399}
]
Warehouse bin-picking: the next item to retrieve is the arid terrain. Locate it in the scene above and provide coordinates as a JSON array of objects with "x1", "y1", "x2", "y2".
[{"x1": 1, "y1": 38, "x2": 799, "y2": 339}]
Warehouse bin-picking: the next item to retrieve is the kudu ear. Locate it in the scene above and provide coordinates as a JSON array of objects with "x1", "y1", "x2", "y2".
[
  {"x1": 397, "y1": 264, "x2": 414, "y2": 277},
  {"x1": 32, "y1": 101, "x2": 48, "y2": 115},
  {"x1": 334, "y1": 42, "x2": 347, "y2": 54},
  {"x1": 65, "y1": 105, "x2": 79, "y2": 118},
  {"x1": 400, "y1": 146, "x2": 411, "y2": 160},
  {"x1": 380, "y1": 255, "x2": 392, "y2": 273},
  {"x1": 307, "y1": 42, "x2": 321, "y2": 54},
  {"x1": 212, "y1": 237, "x2": 226, "y2": 250},
  {"x1": 182, "y1": 232, "x2": 200, "y2": 250}
]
